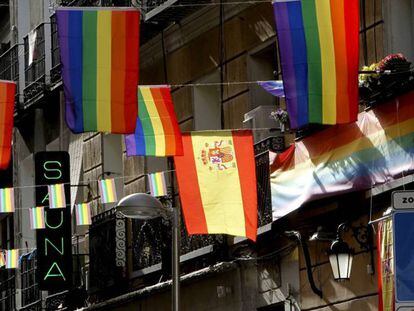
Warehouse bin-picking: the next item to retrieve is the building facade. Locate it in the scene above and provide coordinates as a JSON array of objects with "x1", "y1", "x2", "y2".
[{"x1": 0, "y1": 0, "x2": 412, "y2": 310}]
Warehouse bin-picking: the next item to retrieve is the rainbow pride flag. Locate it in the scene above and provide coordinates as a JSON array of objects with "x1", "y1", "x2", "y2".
[
  {"x1": 5, "y1": 249, "x2": 18, "y2": 269},
  {"x1": 125, "y1": 86, "x2": 183, "y2": 157},
  {"x1": 29, "y1": 207, "x2": 45, "y2": 230},
  {"x1": 271, "y1": 91, "x2": 414, "y2": 220},
  {"x1": 99, "y1": 179, "x2": 117, "y2": 203},
  {"x1": 273, "y1": 0, "x2": 359, "y2": 128},
  {"x1": 48, "y1": 184, "x2": 66, "y2": 209},
  {"x1": 56, "y1": 8, "x2": 140, "y2": 134},
  {"x1": 0, "y1": 188, "x2": 14, "y2": 213},
  {"x1": 0, "y1": 81, "x2": 15, "y2": 169},
  {"x1": 75, "y1": 203, "x2": 92, "y2": 226},
  {"x1": 148, "y1": 172, "x2": 168, "y2": 197}
]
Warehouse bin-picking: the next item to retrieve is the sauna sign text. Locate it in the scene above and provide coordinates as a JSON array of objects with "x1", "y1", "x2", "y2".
[{"x1": 35, "y1": 152, "x2": 72, "y2": 290}]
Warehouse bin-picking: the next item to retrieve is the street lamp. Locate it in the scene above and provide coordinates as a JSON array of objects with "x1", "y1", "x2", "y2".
[
  {"x1": 328, "y1": 229, "x2": 354, "y2": 281},
  {"x1": 116, "y1": 193, "x2": 180, "y2": 311}
]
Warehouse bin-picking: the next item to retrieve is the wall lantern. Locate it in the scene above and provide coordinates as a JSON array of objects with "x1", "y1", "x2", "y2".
[{"x1": 328, "y1": 237, "x2": 354, "y2": 281}]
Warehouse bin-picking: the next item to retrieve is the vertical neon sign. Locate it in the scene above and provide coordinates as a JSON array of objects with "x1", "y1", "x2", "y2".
[{"x1": 35, "y1": 152, "x2": 72, "y2": 290}]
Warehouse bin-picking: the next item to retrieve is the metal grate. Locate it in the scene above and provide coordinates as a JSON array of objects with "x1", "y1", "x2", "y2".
[{"x1": 0, "y1": 274, "x2": 15, "y2": 310}]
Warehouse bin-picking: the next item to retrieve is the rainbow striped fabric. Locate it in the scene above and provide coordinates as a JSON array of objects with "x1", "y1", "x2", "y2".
[
  {"x1": 148, "y1": 172, "x2": 168, "y2": 197},
  {"x1": 75, "y1": 203, "x2": 92, "y2": 226},
  {"x1": 29, "y1": 207, "x2": 46, "y2": 230},
  {"x1": 5, "y1": 249, "x2": 18, "y2": 269},
  {"x1": 271, "y1": 91, "x2": 414, "y2": 220},
  {"x1": 0, "y1": 81, "x2": 16, "y2": 169},
  {"x1": 0, "y1": 188, "x2": 14, "y2": 213},
  {"x1": 125, "y1": 86, "x2": 183, "y2": 157},
  {"x1": 273, "y1": 0, "x2": 359, "y2": 128},
  {"x1": 48, "y1": 184, "x2": 66, "y2": 209},
  {"x1": 56, "y1": 8, "x2": 140, "y2": 134},
  {"x1": 0, "y1": 251, "x2": 5, "y2": 267},
  {"x1": 99, "y1": 179, "x2": 117, "y2": 204}
]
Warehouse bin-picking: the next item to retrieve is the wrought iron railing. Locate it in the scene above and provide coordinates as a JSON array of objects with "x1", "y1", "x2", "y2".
[
  {"x1": 20, "y1": 251, "x2": 40, "y2": 309},
  {"x1": 254, "y1": 136, "x2": 285, "y2": 228},
  {"x1": 0, "y1": 274, "x2": 15, "y2": 310},
  {"x1": 0, "y1": 44, "x2": 19, "y2": 111},
  {"x1": 89, "y1": 208, "x2": 127, "y2": 296},
  {"x1": 23, "y1": 23, "x2": 46, "y2": 102},
  {"x1": 50, "y1": 14, "x2": 61, "y2": 85}
]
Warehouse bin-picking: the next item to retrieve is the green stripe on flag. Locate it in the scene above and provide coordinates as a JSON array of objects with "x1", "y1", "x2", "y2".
[
  {"x1": 82, "y1": 11, "x2": 98, "y2": 131},
  {"x1": 138, "y1": 89, "x2": 156, "y2": 155},
  {"x1": 302, "y1": 0, "x2": 323, "y2": 123}
]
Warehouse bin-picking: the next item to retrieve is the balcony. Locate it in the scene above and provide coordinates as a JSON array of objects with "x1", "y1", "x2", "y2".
[
  {"x1": 23, "y1": 23, "x2": 46, "y2": 104},
  {"x1": 0, "y1": 44, "x2": 19, "y2": 111},
  {"x1": 88, "y1": 136, "x2": 284, "y2": 301}
]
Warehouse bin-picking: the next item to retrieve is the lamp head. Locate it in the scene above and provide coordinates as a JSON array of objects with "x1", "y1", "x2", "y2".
[{"x1": 116, "y1": 193, "x2": 167, "y2": 220}]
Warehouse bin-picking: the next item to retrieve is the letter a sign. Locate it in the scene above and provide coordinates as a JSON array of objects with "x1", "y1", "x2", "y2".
[{"x1": 35, "y1": 152, "x2": 72, "y2": 290}]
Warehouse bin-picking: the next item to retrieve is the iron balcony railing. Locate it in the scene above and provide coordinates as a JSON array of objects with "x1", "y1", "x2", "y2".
[
  {"x1": 20, "y1": 252, "x2": 40, "y2": 309},
  {"x1": 0, "y1": 44, "x2": 20, "y2": 111},
  {"x1": 0, "y1": 274, "x2": 15, "y2": 310},
  {"x1": 89, "y1": 208, "x2": 128, "y2": 298},
  {"x1": 23, "y1": 23, "x2": 46, "y2": 102}
]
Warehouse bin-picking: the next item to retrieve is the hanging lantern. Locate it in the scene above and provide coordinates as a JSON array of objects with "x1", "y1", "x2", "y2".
[{"x1": 328, "y1": 238, "x2": 354, "y2": 281}]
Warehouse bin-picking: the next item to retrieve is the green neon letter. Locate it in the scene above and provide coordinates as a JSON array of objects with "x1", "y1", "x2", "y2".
[
  {"x1": 45, "y1": 211, "x2": 64, "y2": 229},
  {"x1": 44, "y1": 262, "x2": 66, "y2": 281},
  {"x1": 43, "y1": 161, "x2": 62, "y2": 180},
  {"x1": 41, "y1": 192, "x2": 49, "y2": 205},
  {"x1": 45, "y1": 237, "x2": 64, "y2": 256}
]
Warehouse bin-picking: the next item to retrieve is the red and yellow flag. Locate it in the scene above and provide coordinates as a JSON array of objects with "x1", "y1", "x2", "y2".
[
  {"x1": 378, "y1": 218, "x2": 395, "y2": 311},
  {"x1": 174, "y1": 130, "x2": 257, "y2": 241},
  {"x1": 0, "y1": 81, "x2": 15, "y2": 170}
]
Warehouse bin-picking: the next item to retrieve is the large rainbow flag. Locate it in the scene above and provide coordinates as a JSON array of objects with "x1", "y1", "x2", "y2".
[
  {"x1": 56, "y1": 8, "x2": 140, "y2": 134},
  {"x1": 125, "y1": 86, "x2": 183, "y2": 157},
  {"x1": 273, "y1": 0, "x2": 359, "y2": 128},
  {"x1": 0, "y1": 81, "x2": 15, "y2": 169},
  {"x1": 271, "y1": 91, "x2": 414, "y2": 220}
]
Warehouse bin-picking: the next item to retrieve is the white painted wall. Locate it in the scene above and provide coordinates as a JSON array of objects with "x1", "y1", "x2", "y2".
[{"x1": 383, "y1": 0, "x2": 414, "y2": 61}]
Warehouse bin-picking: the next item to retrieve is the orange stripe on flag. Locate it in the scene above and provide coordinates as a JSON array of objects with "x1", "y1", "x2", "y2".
[
  {"x1": 232, "y1": 130, "x2": 257, "y2": 241},
  {"x1": 111, "y1": 11, "x2": 126, "y2": 133},
  {"x1": 330, "y1": 0, "x2": 349, "y2": 123},
  {"x1": 174, "y1": 134, "x2": 208, "y2": 233}
]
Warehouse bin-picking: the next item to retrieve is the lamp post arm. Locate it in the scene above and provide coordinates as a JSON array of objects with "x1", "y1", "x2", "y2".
[{"x1": 285, "y1": 231, "x2": 323, "y2": 298}]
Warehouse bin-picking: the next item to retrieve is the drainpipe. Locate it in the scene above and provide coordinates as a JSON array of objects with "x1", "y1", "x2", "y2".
[{"x1": 285, "y1": 231, "x2": 323, "y2": 298}]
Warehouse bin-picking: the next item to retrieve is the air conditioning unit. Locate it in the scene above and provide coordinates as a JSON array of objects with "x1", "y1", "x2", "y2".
[{"x1": 243, "y1": 105, "x2": 281, "y2": 143}]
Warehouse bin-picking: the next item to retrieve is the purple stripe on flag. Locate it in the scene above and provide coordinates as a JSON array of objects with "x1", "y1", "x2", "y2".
[{"x1": 273, "y1": 1, "x2": 306, "y2": 129}]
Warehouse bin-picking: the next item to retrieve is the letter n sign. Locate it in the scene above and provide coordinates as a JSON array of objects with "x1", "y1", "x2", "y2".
[{"x1": 35, "y1": 152, "x2": 72, "y2": 290}]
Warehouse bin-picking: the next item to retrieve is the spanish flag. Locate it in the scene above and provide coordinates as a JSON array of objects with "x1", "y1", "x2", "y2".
[{"x1": 174, "y1": 130, "x2": 257, "y2": 241}]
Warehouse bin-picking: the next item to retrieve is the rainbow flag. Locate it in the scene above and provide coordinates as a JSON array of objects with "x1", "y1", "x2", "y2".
[
  {"x1": 271, "y1": 91, "x2": 414, "y2": 220},
  {"x1": 56, "y1": 8, "x2": 140, "y2": 134},
  {"x1": 125, "y1": 86, "x2": 183, "y2": 157},
  {"x1": 273, "y1": 0, "x2": 359, "y2": 128},
  {"x1": 148, "y1": 172, "x2": 168, "y2": 197},
  {"x1": 0, "y1": 81, "x2": 16, "y2": 169},
  {"x1": 99, "y1": 179, "x2": 117, "y2": 203},
  {"x1": 0, "y1": 188, "x2": 14, "y2": 213},
  {"x1": 29, "y1": 207, "x2": 46, "y2": 230},
  {"x1": 5, "y1": 249, "x2": 18, "y2": 269},
  {"x1": 48, "y1": 184, "x2": 66, "y2": 209},
  {"x1": 174, "y1": 130, "x2": 258, "y2": 241},
  {"x1": 75, "y1": 203, "x2": 92, "y2": 226},
  {"x1": 0, "y1": 251, "x2": 5, "y2": 267}
]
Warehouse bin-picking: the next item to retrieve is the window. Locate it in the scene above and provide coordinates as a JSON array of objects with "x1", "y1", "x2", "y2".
[{"x1": 360, "y1": 0, "x2": 384, "y2": 66}]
